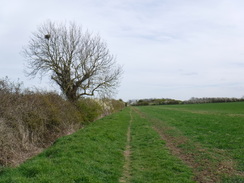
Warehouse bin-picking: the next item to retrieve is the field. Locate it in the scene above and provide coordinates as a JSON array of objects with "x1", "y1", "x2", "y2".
[
  {"x1": 0, "y1": 102, "x2": 244, "y2": 182},
  {"x1": 137, "y1": 102, "x2": 244, "y2": 182}
]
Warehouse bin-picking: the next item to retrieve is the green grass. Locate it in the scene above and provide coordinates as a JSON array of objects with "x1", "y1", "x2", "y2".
[
  {"x1": 0, "y1": 107, "x2": 195, "y2": 183},
  {"x1": 3, "y1": 102, "x2": 241, "y2": 182},
  {"x1": 129, "y1": 109, "x2": 194, "y2": 183},
  {"x1": 137, "y1": 102, "x2": 244, "y2": 182},
  {"x1": 0, "y1": 109, "x2": 130, "y2": 183}
]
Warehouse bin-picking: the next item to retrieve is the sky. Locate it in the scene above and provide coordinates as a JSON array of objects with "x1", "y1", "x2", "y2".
[{"x1": 1, "y1": 0, "x2": 244, "y2": 101}]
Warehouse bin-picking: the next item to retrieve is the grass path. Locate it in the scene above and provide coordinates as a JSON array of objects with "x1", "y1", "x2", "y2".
[
  {"x1": 0, "y1": 107, "x2": 194, "y2": 182},
  {"x1": 119, "y1": 109, "x2": 132, "y2": 182},
  {"x1": 129, "y1": 107, "x2": 194, "y2": 183}
]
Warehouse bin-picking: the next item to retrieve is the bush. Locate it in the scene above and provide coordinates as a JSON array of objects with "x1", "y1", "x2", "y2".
[
  {"x1": 75, "y1": 98, "x2": 125, "y2": 122},
  {"x1": 0, "y1": 78, "x2": 125, "y2": 167},
  {"x1": 0, "y1": 78, "x2": 83, "y2": 166},
  {"x1": 75, "y1": 98, "x2": 103, "y2": 122}
]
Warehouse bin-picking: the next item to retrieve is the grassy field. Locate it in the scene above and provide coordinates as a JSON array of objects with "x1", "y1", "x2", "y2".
[
  {"x1": 0, "y1": 102, "x2": 243, "y2": 182},
  {"x1": 0, "y1": 107, "x2": 194, "y2": 183},
  {"x1": 137, "y1": 102, "x2": 244, "y2": 182}
]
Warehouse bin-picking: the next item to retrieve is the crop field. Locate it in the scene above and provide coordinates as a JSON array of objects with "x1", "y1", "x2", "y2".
[
  {"x1": 137, "y1": 102, "x2": 244, "y2": 182},
  {"x1": 0, "y1": 102, "x2": 243, "y2": 182}
]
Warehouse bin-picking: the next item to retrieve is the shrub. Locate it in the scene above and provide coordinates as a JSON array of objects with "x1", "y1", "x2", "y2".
[
  {"x1": 75, "y1": 98, "x2": 103, "y2": 122},
  {"x1": 0, "y1": 78, "x2": 83, "y2": 166},
  {"x1": 75, "y1": 98, "x2": 125, "y2": 122},
  {"x1": 0, "y1": 78, "x2": 125, "y2": 167}
]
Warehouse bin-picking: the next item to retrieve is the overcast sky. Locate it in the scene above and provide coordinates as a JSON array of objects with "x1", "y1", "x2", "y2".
[{"x1": 1, "y1": 0, "x2": 244, "y2": 101}]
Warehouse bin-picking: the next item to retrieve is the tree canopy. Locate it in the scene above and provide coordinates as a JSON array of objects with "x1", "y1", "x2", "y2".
[{"x1": 23, "y1": 21, "x2": 123, "y2": 102}]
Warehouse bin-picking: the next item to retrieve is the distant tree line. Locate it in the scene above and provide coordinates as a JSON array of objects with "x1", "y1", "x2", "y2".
[
  {"x1": 128, "y1": 97, "x2": 244, "y2": 106},
  {"x1": 184, "y1": 97, "x2": 244, "y2": 104},
  {"x1": 128, "y1": 98, "x2": 182, "y2": 106}
]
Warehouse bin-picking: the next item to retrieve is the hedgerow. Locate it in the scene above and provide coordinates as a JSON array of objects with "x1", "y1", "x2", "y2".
[{"x1": 0, "y1": 78, "x2": 124, "y2": 167}]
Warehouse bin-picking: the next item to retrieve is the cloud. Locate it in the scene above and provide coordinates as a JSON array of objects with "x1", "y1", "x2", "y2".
[{"x1": 1, "y1": 0, "x2": 244, "y2": 100}]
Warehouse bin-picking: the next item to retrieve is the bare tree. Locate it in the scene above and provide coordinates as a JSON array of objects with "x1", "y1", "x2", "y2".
[{"x1": 23, "y1": 21, "x2": 123, "y2": 102}]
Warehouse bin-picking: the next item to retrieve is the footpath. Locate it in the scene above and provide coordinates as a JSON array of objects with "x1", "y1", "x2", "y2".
[{"x1": 0, "y1": 107, "x2": 194, "y2": 183}]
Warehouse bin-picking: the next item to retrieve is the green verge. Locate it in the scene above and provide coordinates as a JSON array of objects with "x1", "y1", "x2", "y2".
[
  {"x1": 0, "y1": 106, "x2": 196, "y2": 183},
  {"x1": 129, "y1": 108, "x2": 195, "y2": 183},
  {"x1": 0, "y1": 108, "x2": 130, "y2": 183},
  {"x1": 137, "y1": 102, "x2": 244, "y2": 182}
]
